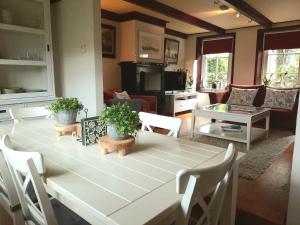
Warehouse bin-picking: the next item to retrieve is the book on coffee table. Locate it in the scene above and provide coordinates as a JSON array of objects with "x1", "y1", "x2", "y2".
[{"x1": 221, "y1": 124, "x2": 242, "y2": 132}]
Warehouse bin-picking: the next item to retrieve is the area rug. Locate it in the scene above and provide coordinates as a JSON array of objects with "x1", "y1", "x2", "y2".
[{"x1": 182, "y1": 130, "x2": 294, "y2": 180}]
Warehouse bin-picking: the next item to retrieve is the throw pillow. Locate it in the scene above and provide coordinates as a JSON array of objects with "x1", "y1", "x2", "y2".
[
  {"x1": 113, "y1": 91, "x2": 131, "y2": 100},
  {"x1": 227, "y1": 88, "x2": 258, "y2": 106},
  {"x1": 262, "y1": 88, "x2": 298, "y2": 110}
]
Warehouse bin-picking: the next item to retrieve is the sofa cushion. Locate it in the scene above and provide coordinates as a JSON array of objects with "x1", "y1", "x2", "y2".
[
  {"x1": 113, "y1": 91, "x2": 131, "y2": 100},
  {"x1": 262, "y1": 88, "x2": 298, "y2": 110},
  {"x1": 227, "y1": 87, "x2": 258, "y2": 106},
  {"x1": 224, "y1": 84, "x2": 266, "y2": 106}
]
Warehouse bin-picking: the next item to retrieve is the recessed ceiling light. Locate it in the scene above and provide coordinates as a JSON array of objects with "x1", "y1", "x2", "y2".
[{"x1": 219, "y1": 5, "x2": 229, "y2": 11}]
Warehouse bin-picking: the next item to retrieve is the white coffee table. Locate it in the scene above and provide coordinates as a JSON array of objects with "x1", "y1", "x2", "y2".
[{"x1": 191, "y1": 104, "x2": 271, "y2": 151}]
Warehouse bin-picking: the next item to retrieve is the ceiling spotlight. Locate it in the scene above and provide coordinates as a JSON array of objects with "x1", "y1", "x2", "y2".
[
  {"x1": 248, "y1": 19, "x2": 253, "y2": 23},
  {"x1": 236, "y1": 13, "x2": 240, "y2": 18},
  {"x1": 214, "y1": 0, "x2": 220, "y2": 5},
  {"x1": 219, "y1": 4, "x2": 229, "y2": 11}
]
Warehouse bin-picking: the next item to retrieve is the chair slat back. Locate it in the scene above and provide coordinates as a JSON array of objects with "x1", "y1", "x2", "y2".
[
  {"x1": 0, "y1": 150, "x2": 26, "y2": 225},
  {"x1": 9, "y1": 106, "x2": 51, "y2": 123},
  {"x1": 175, "y1": 143, "x2": 237, "y2": 225},
  {"x1": 1, "y1": 135, "x2": 58, "y2": 225},
  {"x1": 139, "y1": 112, "x2": 182, "y2": 138}
]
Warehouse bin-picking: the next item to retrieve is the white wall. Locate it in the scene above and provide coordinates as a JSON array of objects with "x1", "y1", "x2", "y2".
[
  {"x1": 102, "y1": 18, "x2": 121, "y2": 91},
  {"x1": 51, "y1": 0, "x2": 103, "y2": 117},
  {"x1": 287, "y1": 98, "x2": 300, "y2": 225}
]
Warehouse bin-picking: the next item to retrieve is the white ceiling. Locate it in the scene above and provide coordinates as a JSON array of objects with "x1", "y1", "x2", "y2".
[
  {"x1": 245, "y1": 0, "x2": 300, "y2": 23},
  {"x1": 101, "y1": 0, "x2": 300, "y2": 34}
]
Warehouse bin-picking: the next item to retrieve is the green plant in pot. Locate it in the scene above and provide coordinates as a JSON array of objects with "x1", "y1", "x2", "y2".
[
  {"x1": 186, "y1": 76, "x2": 194, "y2": 91},
  {"x1": 99, "y1": 102, "x2": 140, "y2": 140},
  {"x1": 49, "y1": 98, "x2": 84, "y2": 125}
]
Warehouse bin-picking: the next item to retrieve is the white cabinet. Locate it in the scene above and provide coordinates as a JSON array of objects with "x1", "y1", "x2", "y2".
[
  {"x1": 0, "y1": 0, "x2": 55, "y2": 107},
  {"x1": 165, "y1": 92, "x2": 198, "y2": 116}
]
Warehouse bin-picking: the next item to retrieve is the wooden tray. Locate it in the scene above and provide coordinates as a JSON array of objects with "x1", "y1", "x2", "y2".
[
  {"x1": 54, "y1": 123, "x2": 81, "y2": 138},
  {"x1": 98, "y1": 136, "x2": 135, "y2": 157}
]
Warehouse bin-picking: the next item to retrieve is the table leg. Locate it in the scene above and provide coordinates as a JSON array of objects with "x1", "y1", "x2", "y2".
[
  {"x1": 191, "y1": 111, "x2": 196, "y2": 138},
  {"x1": 220, "y1": 163, "x2": 239, "y2": 225},
  {"x1": 246, "y1": 122, "x2": 251, "y2": 151},
  {"x1": 265, "y1": 115, "x2": 270, "y2": 138}
]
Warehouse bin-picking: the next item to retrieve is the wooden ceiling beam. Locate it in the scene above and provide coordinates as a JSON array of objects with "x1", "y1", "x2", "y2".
[
  {"x1": 224, "y1": 0, "x2": 272, "y2": 28},
  {"x1": 101, "y1": 9, "x2": 122, "y2": 21},
  {"x1": 165, "y1": 28, "x2": 188, "y2": 39},
  {"x1": 123, "y1": 0, "x2": 225, "y2": 34}
]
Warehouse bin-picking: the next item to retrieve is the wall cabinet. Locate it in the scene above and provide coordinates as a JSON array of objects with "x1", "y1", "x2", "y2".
[{"x1": 0, "y1": 0, "x2": 55, "y2": 110}]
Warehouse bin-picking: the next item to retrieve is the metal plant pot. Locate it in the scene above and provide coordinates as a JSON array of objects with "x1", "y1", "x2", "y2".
[
  {"x1": 107, "y1": 123, "x2": 128, "y2": 140},
  {"x1": 56, "y1": 110, "x2": 78, "y2": 125}
]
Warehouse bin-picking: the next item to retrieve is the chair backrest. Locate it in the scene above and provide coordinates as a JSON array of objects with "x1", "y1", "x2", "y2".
[
  {"x1": 175, "y1": 143, "x2": 237, "y2": 225},
  {"x1": 9, "y1": 106, "x2": 51, "y2": 123},
  {"x1": 139, "y1": 112, "x2": 182, "y2": 138},
  {"x1": 0, "y1": 149, "x2": 25, "y2": 225},
  {"x1": 1, "y1": 135, "x2": 58, "y2": 225}
]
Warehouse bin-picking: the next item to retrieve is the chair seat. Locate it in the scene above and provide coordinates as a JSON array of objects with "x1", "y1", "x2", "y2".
[{"x1": 51, "y1": 199, "x2": 90, "y2": 225}]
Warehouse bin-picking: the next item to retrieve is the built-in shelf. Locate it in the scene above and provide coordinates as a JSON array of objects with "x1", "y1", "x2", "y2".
[
  {"x1": 0, "y1": 22, "x2": 45, "y2": 35},
  {"x1": 0, "y1": 59, "x2": 47, "y2": 66}
]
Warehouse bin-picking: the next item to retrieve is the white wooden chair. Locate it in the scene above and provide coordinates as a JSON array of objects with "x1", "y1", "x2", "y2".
[
  {"x1": 0, "y1": 135, "x2": 89, "y2": 225},
  {"x1": 9, "y1": 106, "x2": 51, "y2": 123},
  {"x1": 0, "y1": 150, "x2": 25, "y2": 225},
  {"x1": 175, "y1": 143, "x2": 237, "y2": 225},
  {"x1": 139, "y1": 112, "x2": 182, "y2": 138}
]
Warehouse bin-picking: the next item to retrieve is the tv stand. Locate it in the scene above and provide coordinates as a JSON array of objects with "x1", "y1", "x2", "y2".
[{"x1": 165, "y1": 91, "x2": 198, "y2": 116}]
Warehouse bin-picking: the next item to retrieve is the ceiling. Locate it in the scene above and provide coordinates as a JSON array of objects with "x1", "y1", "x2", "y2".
[{"x1": 101, "y1": 0, "x2": 300, "y2": 34}]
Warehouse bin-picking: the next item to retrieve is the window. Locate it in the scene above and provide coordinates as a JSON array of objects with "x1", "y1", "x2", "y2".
[
  {"x1": 202, "y1": 53, "x2": 231, "y2": 89},
  {"x1": 196, "y1": 35, "x2": 234, "y2": 90},
  {"x1": 263, "y1": 48, "x2": 300, "y2": 88}
]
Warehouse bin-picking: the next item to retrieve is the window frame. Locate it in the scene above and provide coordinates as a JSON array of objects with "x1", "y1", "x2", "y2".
[
  {"x1": 195, "y1": 33, "x2": 235, "y2": 91},
  {"x1": 201, "y1": 52, "x2": 233, "y2": 89},
  {"x1": 254, "y1": 25, "x2": 300, "y2": 85},
  {"x1": 262, "y1": 49, "x2": 300, "y2": 87}
]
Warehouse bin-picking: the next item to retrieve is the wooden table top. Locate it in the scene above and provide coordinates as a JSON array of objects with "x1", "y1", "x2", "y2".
[{"x1": 0, "y1": 119, "x2": 244, "y2": 225}]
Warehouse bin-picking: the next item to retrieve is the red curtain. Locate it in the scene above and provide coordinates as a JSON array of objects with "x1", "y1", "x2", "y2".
[
  {"x1": 202, "y1": 38, "x2": 234, "y2": 54},
  {"x1": 264, "y1": 30, "x2": 300, "y2": 50}
]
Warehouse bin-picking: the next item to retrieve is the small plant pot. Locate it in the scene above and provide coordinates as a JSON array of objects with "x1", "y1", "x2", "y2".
[
  {"x1": 211, "y1": 82, "x2": 217, "y2": 89},
  {"x1": 107, "y1": 123, "x2": 128, "y2": 140},
  {"x1": 56, "y1": 110, "x2": 78, "y2": 125}
]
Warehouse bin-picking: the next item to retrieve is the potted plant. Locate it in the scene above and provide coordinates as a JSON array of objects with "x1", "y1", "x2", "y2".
[
  {"x1": 99, "y1": 102, "x2": 140, "y2": 140},
  {"x1": 49, "y1": 98, "x2": 84, "y2": 125},
  {"x1": 186, "y1": 76, "x2": 194, "y2": 91}
]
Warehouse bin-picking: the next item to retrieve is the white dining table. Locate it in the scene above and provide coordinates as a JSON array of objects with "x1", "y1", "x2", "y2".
[{"x1": 0, "y1": 119, "x2": 244, "y2": 225}]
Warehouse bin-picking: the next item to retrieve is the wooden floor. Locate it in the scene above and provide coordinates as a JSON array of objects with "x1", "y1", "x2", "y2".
[{"x1": 176, "y1": 112, "x2": 292, "y2": 225}]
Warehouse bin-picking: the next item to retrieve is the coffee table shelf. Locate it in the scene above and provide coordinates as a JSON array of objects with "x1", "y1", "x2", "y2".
[
  {"x1": 197, "y1": 122, "x2": 267, "y2": 144},
  {"x1": 191, "y1": 104, "x2": 271, "y2": 151}
]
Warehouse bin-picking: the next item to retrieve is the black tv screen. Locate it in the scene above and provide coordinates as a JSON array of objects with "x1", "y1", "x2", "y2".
[{"x1": 164, "y1": 71, "x2": 186, "y2": 91}]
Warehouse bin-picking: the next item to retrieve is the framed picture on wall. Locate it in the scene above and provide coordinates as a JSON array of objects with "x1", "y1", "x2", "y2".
[
  {"x1": 101, "y1": 24, "x2": 116, "y2": 58},
  {"x1": 138, "y1": 31, "x2": 162, "y2": 60},
  {"x1": 164, "y1": 38, "x2": 179, "y2": 64}
]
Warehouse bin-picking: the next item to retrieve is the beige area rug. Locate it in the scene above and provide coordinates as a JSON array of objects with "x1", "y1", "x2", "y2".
[{"x1": 182, "y1": 130, "x2": 294, "y2": 180}]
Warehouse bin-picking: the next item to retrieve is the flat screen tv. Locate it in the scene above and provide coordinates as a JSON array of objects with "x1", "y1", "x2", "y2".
[{"x1": 164, "y1": 71, "x2": 186, "y2": 91}]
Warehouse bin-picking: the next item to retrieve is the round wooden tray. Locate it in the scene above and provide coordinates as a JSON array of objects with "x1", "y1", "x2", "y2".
[{"x1": 98, "y1": 136, "x2": 135, "y2": 157}]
